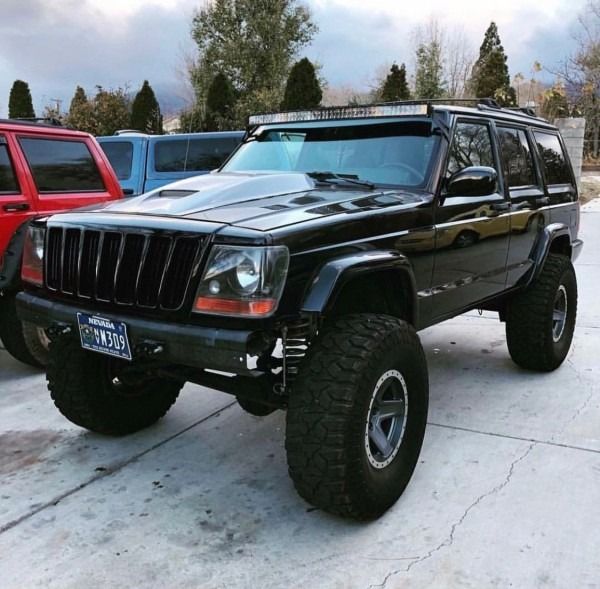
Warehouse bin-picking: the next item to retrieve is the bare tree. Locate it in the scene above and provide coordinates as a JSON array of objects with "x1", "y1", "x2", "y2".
[
  {"x1": 553, "y1": 0, "x2": 600, "y2": 156},
  {"x1": 446, "y1": 28, "x2": 475, "y2": 98},
  {"x1": 412, "y1": 17, "x2": 446, "y2": 98},
  {"x1": 410, "y1": 17, "x2": 475, "y2": 99}
]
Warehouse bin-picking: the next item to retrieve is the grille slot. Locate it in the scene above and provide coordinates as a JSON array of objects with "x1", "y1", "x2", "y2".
[
  {"x1": 78, "y1": 230, "x2": 101, "y2": 297},
  {"x1": 61, "y1": 229, "x2": 81, "y2": 294},
  {"x1": 44, "y1": 226, "x2": 203, "y2": 311},
  {"x1": 161, "y1": 238, "x2": 201, "y2": 310},
  {"x1": 114, "y1": 234, "x2": 146, "y2": 304},
  {"x1": 96, "y1": 232, "x2": 122, "y2": 301},
  {"x1": 46, "y1": 227, "x2": 63, "y2": 290},
  {"x1": 137, "y1": 236, "x2": 172, "y2": 307}
]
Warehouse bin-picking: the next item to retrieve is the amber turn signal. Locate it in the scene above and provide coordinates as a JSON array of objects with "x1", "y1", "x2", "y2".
[{"x1": 194, "y1": 297, "x2": 276, "y2": 316}]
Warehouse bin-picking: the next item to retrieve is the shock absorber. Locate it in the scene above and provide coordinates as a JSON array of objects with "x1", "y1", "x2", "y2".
[{"x1": 284, "y1": 317, "x2": 313, "y2": 386}]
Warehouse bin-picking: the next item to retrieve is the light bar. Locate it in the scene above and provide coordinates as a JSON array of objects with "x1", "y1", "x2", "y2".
[{"x1": 248, "y1": 103, "x2": 429, "y2": 125}]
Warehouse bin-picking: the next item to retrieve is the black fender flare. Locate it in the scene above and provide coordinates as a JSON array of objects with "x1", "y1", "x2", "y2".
[
  {"x1": 522, "y1": 222, "x2": 572, "y2": 287},
  {"x1": 300, "y1": 250, "x2": 418, "y2": 325},
  {"x1": 0, "y1": 220, "x2": 31, "y2": 294}
]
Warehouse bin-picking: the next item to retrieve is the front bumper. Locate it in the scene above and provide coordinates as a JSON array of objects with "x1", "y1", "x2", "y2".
[{"x1": 16, "y1": 292, "x2": 263, "y2": 374}]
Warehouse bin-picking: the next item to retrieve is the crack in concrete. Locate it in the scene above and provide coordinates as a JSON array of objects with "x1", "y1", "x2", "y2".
[
  {"x1": 555, "y1": 358, "x2": 598, "y2": 440},
  {"x1": 367, "y1": 442, "x2": 537, "y2": 589},
  {"x1": 429, "y1": 422, "x2": 600, "y2": 455},
  {"x1": 0, "y1": 401, "x2": 236, "y2": 536}
]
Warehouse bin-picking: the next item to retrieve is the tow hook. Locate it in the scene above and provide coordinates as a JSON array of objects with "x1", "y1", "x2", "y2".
[
  {"x1": 134, "y1": 340, "x2": 164, "y2": 358},
  {"x1": 47, "y1": 322, "x2": 72, "y2": 339}
]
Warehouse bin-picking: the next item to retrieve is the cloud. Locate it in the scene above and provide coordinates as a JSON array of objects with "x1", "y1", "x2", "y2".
[
  {"x1": 0, "y1": 0, "x2": 589, "y2": 117},
  {"x1": 0, "y1": 0, "x2": 196, "y2": 115},
  {"x1": 306, "y1": 0, "x2": 585, "y2": 89}
]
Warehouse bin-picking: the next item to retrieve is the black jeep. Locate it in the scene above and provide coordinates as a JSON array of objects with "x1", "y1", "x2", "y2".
[{"x1": 16, "y1": 100, "x2": 582, "y2": 519}]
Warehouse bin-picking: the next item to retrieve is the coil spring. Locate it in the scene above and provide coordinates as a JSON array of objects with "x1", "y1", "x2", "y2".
[{"x1": 284, "y1": 318, "x2": 312, "y2": 384}]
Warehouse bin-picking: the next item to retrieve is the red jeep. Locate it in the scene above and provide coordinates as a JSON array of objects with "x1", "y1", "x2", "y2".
[{"x1": 0, "y1": 119, "x2": 122, "y2": 367}]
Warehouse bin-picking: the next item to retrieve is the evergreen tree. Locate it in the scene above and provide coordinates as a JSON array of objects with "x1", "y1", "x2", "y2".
[
  {"x1": 130, "y1": 80, "x2": 162, "y2": 134},
  {"x1": 8, "y1": 80, "x2": 35, "y2": 119},
  {"x1": 205, "y1": 72, "x2": 236, "y2": 131},
  {"x1": 470, "y1": 22, "x2": 516, "y2": 106},
  {"x1": 179, "y1": 108, "x2": 204, "y2": 133},
  {"x1": 67, "y1": 86, "x2": 94, "y2": 133},
  {"x1": 414, "y1": 42, "x2": 446, "y2": 99},
  {"x1": 191, "y1": 0, "x2": 317, "y2": 127},
  {"x1": 93, "y1": 86, "x2": 131, "y2": 136},
  {"x1": 281, "y1": 57, "x2": 322, "y2": 110},
  {"x1": 379, "y1": 63, "x2": 411, "y2": 101}
]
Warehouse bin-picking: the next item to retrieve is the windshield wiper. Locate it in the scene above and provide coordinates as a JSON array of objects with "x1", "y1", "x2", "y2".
[{"x1": 306, "y1": 171, "x2": 376, "y2": 190}]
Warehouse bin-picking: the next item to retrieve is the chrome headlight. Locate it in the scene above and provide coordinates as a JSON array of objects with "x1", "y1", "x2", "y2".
[{"x1": 194, "y1": 245, "x2": 289, "y2": 317}]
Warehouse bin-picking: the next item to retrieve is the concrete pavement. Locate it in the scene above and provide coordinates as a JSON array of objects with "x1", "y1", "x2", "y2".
[{"x1": 0, "y1": 203, "x2": 599, "y2": 589}]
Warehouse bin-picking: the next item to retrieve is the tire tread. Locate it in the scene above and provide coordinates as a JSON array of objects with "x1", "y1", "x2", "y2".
[{"x1": 285, "y1": 313, "x2": 427, "y2": 519}]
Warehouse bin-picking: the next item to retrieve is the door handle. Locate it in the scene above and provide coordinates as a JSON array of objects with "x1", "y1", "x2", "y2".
[{"x1": 2, "y1": 203, "x2": 30, "y2": 212}]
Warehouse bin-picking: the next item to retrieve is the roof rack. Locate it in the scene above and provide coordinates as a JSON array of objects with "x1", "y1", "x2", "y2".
[
  {"x1": 14, "y1": 117, "x2": 63, "y2": 126},
  {"x1": 0, "y1": 117, "x2": 64, "y2": 128},
  {"x1": 472, "y1": 100, "x2": 545, "y2": 120},
  {"x1": 505, "y1": 106, "x2": 538, "y2": 117}
]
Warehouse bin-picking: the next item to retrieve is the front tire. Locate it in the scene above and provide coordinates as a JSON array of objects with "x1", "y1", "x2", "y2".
[
  {"x1": 285, "y1": 314, "x2": 429, "y2": 519},
  {"x1": 47, "y1": 339, "x2": 183, "y2": 435},
  {"x1": 506, "y1": 254, "x2": 577, "y2": 371}
]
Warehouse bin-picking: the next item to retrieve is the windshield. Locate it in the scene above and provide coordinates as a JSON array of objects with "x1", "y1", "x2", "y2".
[{"x1": 222, "y1": 120, "x2": 437, "y2": 188}]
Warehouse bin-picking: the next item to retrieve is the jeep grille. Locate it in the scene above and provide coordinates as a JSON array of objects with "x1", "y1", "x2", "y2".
[{"x1": 45, "y1": 226, "x2": 204, "y2": 311}]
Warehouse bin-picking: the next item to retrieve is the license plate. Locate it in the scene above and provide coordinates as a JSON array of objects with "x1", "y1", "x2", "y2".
[{"x1": 77, "y1": 313, "x2": 132, "y2": 361}]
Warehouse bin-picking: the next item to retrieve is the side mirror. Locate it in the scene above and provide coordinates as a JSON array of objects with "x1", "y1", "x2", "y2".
[{"x1": 446, "y1": 166, "x2": 497, "y2": 197}]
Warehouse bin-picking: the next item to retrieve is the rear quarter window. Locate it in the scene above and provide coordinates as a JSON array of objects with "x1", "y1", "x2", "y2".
[
  {"x1": 533, "y1": 131, "x2": 573, "y2": 185},
  {"x1": 154, "y1": 137, "x2": 240, "y2": 172},
  {"x1": 19, "y1": 137, "x2": 105, "y2": 193}
]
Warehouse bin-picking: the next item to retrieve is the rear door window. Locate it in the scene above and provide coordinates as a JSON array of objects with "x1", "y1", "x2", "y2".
[
  {"x1": 19, "y1": 137, "x2": 105, "y2": 192},
  {"x1": 497, "y1": 127, "x2": 536, "y2": 188},
  {"x1": 533, "y1": 131, "x2": 573, "y2": 185},
  {"x1": 99, "y1": 141, "x2": 133, "y2": 180},
  {"x1": 0, "y1": 138, "x2": 19, "y2": 194},
  {"x1": 154, "y1": 137, "x2": 240, "y2": 172}
]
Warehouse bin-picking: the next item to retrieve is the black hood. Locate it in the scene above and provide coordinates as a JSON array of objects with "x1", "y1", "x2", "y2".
[{"x1": 80, "y1": 172, "x2": 429, "y2": 232}]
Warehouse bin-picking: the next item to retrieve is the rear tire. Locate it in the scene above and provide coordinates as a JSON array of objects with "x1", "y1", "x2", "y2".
[
  {"x1": 285, "y1": 313, "x2": 428, "y2": 519},
  {"x1": 0, "y1": 294, "x2": 47, "y2": 368},
  {"x1": 506, "y1": 254, "x2": 577, "y2": 371},
  {"x1": 47, "y1": 338, "x2": 182, "y2": 435}
]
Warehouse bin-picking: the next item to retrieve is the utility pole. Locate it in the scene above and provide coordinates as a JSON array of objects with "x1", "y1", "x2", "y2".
[{"x1": 50, "y1": 98, "x2": 62, "y2": 113}]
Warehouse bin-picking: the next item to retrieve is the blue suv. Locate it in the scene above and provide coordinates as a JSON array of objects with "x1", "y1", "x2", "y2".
[{"x1": 97, "y1": 131, "x2": 244, "y2": 195}]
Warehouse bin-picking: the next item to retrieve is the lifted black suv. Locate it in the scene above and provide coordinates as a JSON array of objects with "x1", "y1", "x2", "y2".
[{"x1": 17, "y1": 100, "x2": 582, "y2": 519}]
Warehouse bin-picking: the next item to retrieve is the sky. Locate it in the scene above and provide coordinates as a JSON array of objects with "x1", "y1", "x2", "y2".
[{"x1": 0, "y1": 0, "x2": 588, "y2": 117}]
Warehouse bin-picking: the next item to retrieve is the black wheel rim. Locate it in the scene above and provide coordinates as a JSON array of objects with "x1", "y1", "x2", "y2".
[
  {"x1": 365, "y1": 369, "x2": 408, "y2": 469},
  {"x1": 552, "y1": 284, "x2": 568, "y2": 343}
]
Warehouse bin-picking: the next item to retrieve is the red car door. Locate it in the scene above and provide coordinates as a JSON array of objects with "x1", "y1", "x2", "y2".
[{"x1": 0, "y1": 132, "x2": 36, "y2": 265}]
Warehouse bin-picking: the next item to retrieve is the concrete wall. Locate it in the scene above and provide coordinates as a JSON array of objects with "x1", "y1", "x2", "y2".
[{"x1": 555, "y1": 117, "x2": 586, "y2": 187}]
